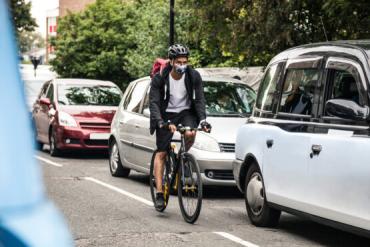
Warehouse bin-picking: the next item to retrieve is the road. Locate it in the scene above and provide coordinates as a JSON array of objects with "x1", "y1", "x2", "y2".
[{"x1": 37, "y1": 149, "x2": 370, "y2": 247}]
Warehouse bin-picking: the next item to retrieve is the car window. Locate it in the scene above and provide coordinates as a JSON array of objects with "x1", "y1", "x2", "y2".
[
  {"x1": 58, "y1": 84, "x2": 122, "y2": 106},
  {"x1": 204, "y1": 81, "x2": 256, "y2": 116},
  {"x1": 141, "y1": 86, "x2": 151, "y2": 113},
  {"x1": 125, "y1": 79, "x2": 149, "y2": 112},
  {"x1": 255, "y1": 63, "x2": 281, "y2": 111},
  {"x1": 324, "y1": 58, "x2": 365, "y2": 112},
  {"x1": 329, "y1": 71, "x2": 361, "y2": 106},
  {"x1": 122, "y1": 83, "x2": 134, "y2": 109},
  {"x1": 46, "y1": 83, "x2": 54, "y2": 101},
  {"x1": 39, "y1": 81, "x2": 50, "y2": 98},
  {"x1": 279, "y1": 68, "x2": 318, "y2": 115}
]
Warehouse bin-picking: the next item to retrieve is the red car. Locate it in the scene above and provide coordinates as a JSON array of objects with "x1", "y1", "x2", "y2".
[{"x1": 32, "y1": 79, "x2": 122, "y2": 156}]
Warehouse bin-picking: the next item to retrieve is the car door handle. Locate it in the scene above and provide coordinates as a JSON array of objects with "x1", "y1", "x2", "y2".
[
  {"x1": 266, "y1": 139, "x2": 273, "y2": 148},
  {"x1": 310, "y1": 144, "x2": 322, "y2": 158},
  {"x1": 135, "y1": 124, "x2": 141, "y2": 128},
  {"x1": 119, "y1": 121, "x2": 124, "y2": 125}
]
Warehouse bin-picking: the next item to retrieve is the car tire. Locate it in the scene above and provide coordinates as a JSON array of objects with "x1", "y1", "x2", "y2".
[
  {"x1": 49, "y1": 129, "x2": 61, "y2": 157},
  {"x1": 245, "y1": 162, "x2": 281, "y2": 227},
  {"x1": 109, "y1": 139, "x2": 130, "y2": 177}
]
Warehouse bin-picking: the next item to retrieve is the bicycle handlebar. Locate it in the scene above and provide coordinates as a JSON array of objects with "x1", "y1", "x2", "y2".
[{"x1": 162, "y1": 122, "x2": 209, "y2": 133}]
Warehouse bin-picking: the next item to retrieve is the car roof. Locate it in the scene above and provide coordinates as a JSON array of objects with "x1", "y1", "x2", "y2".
[
  {"x1": 54, "y1": 78, "x2": 117, "y2": 86},
  {"x1": 269, "y1": 40, "x2": 370, "y2": 66}
]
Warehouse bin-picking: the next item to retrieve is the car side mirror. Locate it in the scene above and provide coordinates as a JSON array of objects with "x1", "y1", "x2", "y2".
[
  {"x1": 39, "y1": 98, "x2": 51, "y2": 106},
  {"x1": 143, "y1": 108, "x2": 150, "y2": 117},
  {"x1": 325, "y1": 99, "x2": 369, "y2": 121}
]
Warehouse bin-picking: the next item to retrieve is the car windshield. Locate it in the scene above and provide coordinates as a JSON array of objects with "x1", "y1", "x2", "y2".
[
  {"x1": 58, "y1": 84, "x2": 122, "y2": 106},
  {"x1": 204, "y1": 81, "x2": 256, "y2": 116}
]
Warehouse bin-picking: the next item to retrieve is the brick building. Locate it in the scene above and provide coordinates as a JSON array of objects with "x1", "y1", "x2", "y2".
[
  {"x1": 59, "y1": 0, "x2": 96, "y2": 17},
  {"x1": 46, "y1": 0, "x2": 95, "y2": 62}
]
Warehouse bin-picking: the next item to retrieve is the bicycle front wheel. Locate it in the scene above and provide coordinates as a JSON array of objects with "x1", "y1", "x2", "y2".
[
  {"x1": 150, "y1": 151, "x2": 170, "y2": 212},
  {"x1": 178, "y1": 153, "x2": 203, "y2": 224}
]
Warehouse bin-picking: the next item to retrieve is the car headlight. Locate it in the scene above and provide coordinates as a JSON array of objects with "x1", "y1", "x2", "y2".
[
  {"x1": 58, "y1": 111, "x2": 78, "y2": 127},
  {"x1": 192, "y1": 132, "x2": 220, "y2": 152}
]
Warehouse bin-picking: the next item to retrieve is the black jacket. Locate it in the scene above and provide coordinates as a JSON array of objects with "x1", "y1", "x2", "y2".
[{"x1": 149, "y1": 65, "x2": 206, "y2": 135}]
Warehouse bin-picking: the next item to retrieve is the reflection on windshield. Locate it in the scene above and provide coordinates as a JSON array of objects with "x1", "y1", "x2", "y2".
[
  {"x1": 204, "y1": 81, "x2": 256, "y2": 116},
  {"x1": 58, "y1": 84, "x2": 122, "y2": 106}
]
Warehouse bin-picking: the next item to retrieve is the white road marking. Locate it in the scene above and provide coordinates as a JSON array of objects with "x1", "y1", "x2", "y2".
[
  {"x1": 84, "y1": 177, "x2": 154, "y2": 207},
  {"x1": 35, "y1": 155, "x2": 258, "y2": 245},
  {"x1": 213, "y1": 232, "x2": 259, "y2": 247},
  {"x1": 35, "y1": 155, "x2": 63, "y2": 167}
]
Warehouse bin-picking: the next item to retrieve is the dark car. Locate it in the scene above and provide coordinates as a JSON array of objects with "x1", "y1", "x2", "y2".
[{"x1": 33, "y1": 78, "x2": 122, "y2": 156}]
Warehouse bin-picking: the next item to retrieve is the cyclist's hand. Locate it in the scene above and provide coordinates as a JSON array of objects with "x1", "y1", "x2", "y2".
[
  {"x1": 201, "y1": 121, "x2": 212, "y2": 133},
  {"x1": 168, "y1": 124, "x2": 177, "y2": 133}
]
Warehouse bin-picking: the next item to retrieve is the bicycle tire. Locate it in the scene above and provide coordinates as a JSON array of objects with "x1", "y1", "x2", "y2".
[
  {"x1": 150, "y1": 150, "x2": 170, "y2": 212},
  {"x1": 177, "y1": 153, "x2": 203, "y2": 223}
]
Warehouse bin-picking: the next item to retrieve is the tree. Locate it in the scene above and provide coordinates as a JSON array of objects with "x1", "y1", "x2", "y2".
[
  {"x1": 51, "y1": 0, "x2": 136, "y2": 89},
  {"x1": 18, "y1": 31, "x2": 45, "y2": 53},
  {"x1": 9, "y1": 0, "x2": 37, "y2": 36},
  {"x1": 180, "y1": 0, "x2": 370, "y2": 66}
]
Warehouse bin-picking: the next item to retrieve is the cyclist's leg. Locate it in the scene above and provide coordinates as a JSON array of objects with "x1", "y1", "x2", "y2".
[
  {"x1": 154, "y1": 151, "x2": 166, "y2": 193},
  {"x1": 155, "y1": 127, "x2": 173, "y2": 192},
  {"x1": 179, "y1": 110, "x2": 198, "y2": 151}
]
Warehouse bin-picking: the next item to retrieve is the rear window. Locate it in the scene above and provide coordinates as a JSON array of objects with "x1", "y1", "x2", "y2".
[
  {"x1": 203, "y1": 81, "x2": 256, "y2": 116},
  {"x1": 58, "y1": 84, "x2": 122, "y2": 106}
]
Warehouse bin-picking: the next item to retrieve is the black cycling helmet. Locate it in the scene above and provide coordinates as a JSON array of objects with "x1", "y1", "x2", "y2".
[{"x1": 168, "y1": 44, "x2": 190, "y2": 60}]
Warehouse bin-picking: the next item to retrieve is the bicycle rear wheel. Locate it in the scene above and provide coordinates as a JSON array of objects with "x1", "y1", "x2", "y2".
[
  {"x1": 178, "y1": 153, "x2": 203, "y2": 223},
  {"x1": 150, "y1": 151, "x2": 170, "y2": 212}
]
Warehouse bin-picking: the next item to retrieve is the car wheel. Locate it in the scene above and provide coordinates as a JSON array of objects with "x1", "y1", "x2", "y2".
[
  {"x1": 109, "y1": 139, "x2": 130, "y2": 177},
  {"x1": 49, "y1": 129, "x2": 61, "y2": 157},
  {"x1": 245, "y1": 162, "x2": 281, "y2": 227}
]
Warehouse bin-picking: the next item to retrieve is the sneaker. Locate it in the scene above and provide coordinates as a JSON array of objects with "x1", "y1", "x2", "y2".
[{"x1": 155, "y1": 192, "x2": 165, "y2": 210}]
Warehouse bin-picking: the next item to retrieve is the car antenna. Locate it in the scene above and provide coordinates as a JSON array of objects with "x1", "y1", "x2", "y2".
[{"x1": 320, "y1": 16, "x2": 329, "y2": 42}]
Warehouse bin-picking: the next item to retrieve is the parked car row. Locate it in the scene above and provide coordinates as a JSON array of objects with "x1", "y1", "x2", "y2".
[{"x1": 27, "y1": 40, "x2": 370, "y2": 237}]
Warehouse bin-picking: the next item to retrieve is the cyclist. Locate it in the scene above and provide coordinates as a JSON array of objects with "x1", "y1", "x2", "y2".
[{"x1": 149, "y1": 44, "x2": 211, "y2": 210}]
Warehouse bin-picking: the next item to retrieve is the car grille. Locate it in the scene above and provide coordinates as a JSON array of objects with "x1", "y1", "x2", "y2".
[
  {"x1": 219, "y1": 143, "x2": 235, "y2": 153},
  {"x1": 79, "y1": 122, "x2": 111, "y2": 130},
  {"x1": 205, "y1": 169, "x2": 234, "y2": 180},
  {"x1": 84, "y1": 139, "x2": 108, "y2": 146}
]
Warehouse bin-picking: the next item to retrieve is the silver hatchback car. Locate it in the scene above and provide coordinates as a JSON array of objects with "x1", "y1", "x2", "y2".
[{"x1": 108, "y1": 75, "x2": 256, "y2": 186}]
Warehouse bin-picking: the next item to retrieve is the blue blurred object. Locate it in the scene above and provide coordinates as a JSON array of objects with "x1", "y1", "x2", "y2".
[{"x1": 0, "y1": 1, "x2": 73, "y2": 246}]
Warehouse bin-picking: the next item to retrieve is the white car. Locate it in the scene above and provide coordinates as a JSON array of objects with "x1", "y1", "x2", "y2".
[
  {"x1": 233, "y1": 41, "x2": 370, "y2": 237},
  {"x1": 109, "y1": 75, "x2": 256, "y2": 186}
]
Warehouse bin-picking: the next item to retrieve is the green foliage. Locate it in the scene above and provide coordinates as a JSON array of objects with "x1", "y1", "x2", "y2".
[
  {"x1": 51, "y1": 0, "x2": 135, "y2": 89},
  {"x1": 18, "y1": 31, "x2": 44, "y2": 53},
  {"x1": 52, "y1": 0, "x2": 370, "y2": 87},
  {"x1": 9, "y1": 0, "x2": 37, "y2": 35}
]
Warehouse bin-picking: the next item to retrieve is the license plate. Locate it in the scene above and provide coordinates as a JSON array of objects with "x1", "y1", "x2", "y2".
[{"x1": 89, "y1": 133, "x2": 109, "y2": 140}]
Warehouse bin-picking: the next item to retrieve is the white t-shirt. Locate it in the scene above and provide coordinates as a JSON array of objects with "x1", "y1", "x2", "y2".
[{"x1": 166, "y1": 74, "x2": 191, "y2": 113}]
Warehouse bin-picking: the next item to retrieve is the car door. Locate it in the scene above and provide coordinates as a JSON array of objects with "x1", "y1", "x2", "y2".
[
  {"x1": 308, "y1": 57, "x2": 370, "y2": 230},
  {"x1": 132, "y1": 85, "x2": 156, "y2": 172},
  {"x1": 118, "y1": 78, "x2": 150, "y2": 169},
  {"x1": 33, "y1": 81, "x2": 51, "y2": 143},
  {"x1": 262, "y1": 57, "x2": 322, "y2": 211}
]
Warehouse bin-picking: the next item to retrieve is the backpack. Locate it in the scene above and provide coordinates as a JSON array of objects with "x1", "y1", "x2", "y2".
[{"x1": 150, "y1": 58, "x2": 169, "y2": 78}]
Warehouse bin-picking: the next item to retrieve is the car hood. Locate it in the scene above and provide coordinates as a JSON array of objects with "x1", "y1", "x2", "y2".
[
  {"x1": 205, "y1": 116, "x2": 247, "y2": 143},
  {"x1": 58, "y1": 105, "x2": 117, "y2": 123}
]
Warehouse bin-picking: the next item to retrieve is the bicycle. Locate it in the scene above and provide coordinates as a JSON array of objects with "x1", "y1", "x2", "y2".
[{"x1": 149, "y1": 124, "x2": 204, "y2": 224}]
